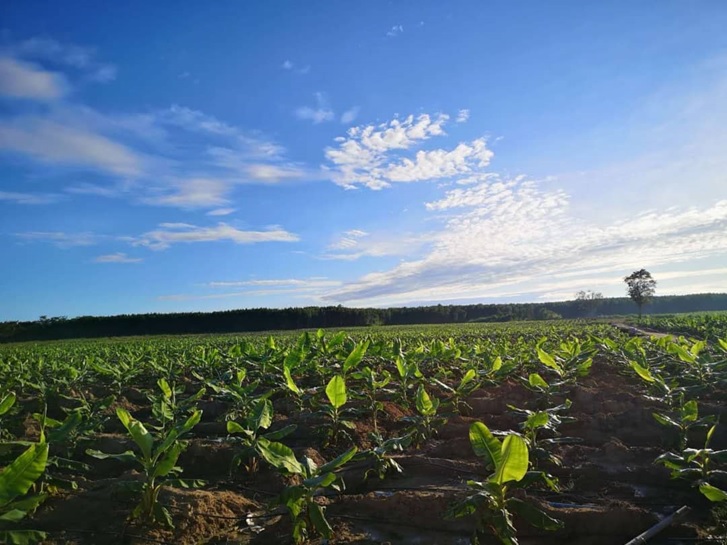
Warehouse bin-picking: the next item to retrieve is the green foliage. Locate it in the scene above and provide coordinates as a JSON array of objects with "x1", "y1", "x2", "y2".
[
  {"x1": 403, "y1": 385, "x2": 446, "y2": 447},
  {"x1": 508, "y1": 399, "x2": 577, "y2": 467},
  {"x1": 87, "y1": 408, "x2": 204, "y2": 527},
  {"x1": 624, "y1": 269, "x2": 657, "y2": 318},
  {"x1": 262, "y1": 444, "x2": 358, "y2": 544},
  {"x1": 226, "y1": 398, "x2": 296, "y2": 474},
  {"x1": 0, "y1": 440, "x2": 49, "y2": 544},
  {"x1": 447, "y1": 422, "x2": 562, "y2": 544},
  {"x1": 655, "y1": 423, "x2": 727, "y2": 503}
]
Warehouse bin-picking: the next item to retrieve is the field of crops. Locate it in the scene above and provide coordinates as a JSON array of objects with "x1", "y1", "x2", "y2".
[
  {"x1": 636, "y1": 313, "x2": 727, "y2": 342},
  {"x1": 1, "y1": 319, "x2": 726, "y2": 545}
]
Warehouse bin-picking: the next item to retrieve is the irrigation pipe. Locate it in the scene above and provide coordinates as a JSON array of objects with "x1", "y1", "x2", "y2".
[{"x1": 623, "y1": 505, "x2": 690, "y2": 545}]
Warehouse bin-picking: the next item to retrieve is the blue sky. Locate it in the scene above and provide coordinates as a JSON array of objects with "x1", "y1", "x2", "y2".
[{"x1": 1, "y1": 1, "x2": 727, "y2": 321}]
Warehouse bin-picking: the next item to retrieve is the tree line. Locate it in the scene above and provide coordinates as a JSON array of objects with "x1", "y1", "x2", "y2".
[{"x1": 2, "y1": 293, "x2": 726, "y2": 343}]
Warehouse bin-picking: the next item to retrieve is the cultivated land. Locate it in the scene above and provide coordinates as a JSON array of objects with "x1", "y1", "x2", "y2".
[{"x1": 1, "y1": 316, "x2": 726, "y2": 544}]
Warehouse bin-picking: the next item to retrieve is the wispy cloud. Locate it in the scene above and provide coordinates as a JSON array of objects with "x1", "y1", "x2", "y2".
[
  {"x1": 0, "y1": 57, "x2": 67, "y2": 100},
  {"x1": 207, "y1": 278, "x2": 340, "y2": 289},
  {"x1": 0, "y1": 118, "x2": 143, "y2": 176},
  {"x1": 340, "y1": 107, "x2": 360, "y2": 125},
  {"x1": 323, "y1": 228, "x2": 429, "y2": 261},
  {"x1": 15, "y1": 231, "x2": 101, "y2": 248},
  {"x1": 386, "y1": 25, "x2": 404, "y2": 38},
  {"x1": 133, "y1": 222, "x2": 300, "y2": 250},
  {"x1": 321, "y1": 174, "x2": 727, "y2": 305},
  {"x1": 207, "y1": 207, "x2": 236, "y2": 216},
  {"x1": 142, "y1": 178, "x2": 232, "y2": 209},
  {"x1": 456, "y1": 109, "x2": 470, "y2": 123},
  {"x1": 324, "y1": 112, "x2": 493, "y2": 189},
  {"x1": 10, "y1": 37, "x2": 117, "y2": 83},
  {"x1": 0, "y1": 191, "x2": 61, "y2": 205},
  {"x1": 281, "y1": 60, "x2": 310, "y2": 74},
  {"x1": 295, "y1": 92, "x2": 335, "y2": 124},
  {"x1": 94, "y1": 252, "x2": 142, "y2": 263},
  {"x1": 159, "y1": 277, "x2": 341, "y2": 302}
]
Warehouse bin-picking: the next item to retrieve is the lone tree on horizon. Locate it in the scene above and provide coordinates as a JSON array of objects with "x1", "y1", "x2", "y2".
[{"x1": 624, "y1": 269, "x2": 657, "y2": 319}]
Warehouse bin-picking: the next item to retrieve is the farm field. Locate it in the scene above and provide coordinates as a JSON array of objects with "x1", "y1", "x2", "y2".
[{"x1": 1, "y1": 318, "x2": 726, "y2": 544}]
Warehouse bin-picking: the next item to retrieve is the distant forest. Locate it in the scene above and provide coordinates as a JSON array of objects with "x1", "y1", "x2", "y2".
[{"x1": 2, "y1": 293, "x2": 726, "y2": 343}]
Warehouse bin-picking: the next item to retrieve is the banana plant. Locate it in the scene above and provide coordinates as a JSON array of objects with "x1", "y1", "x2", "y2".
[
  {"x1": 652, "y1": 398, "x2": 716, "y2": 451},
  {"x1": 259, "y1": 442, "x2": 358, "y2": 544},
  {"x1": 226, "y1": 398, "x2": 296, "y2": 474},
  {"x1": 357, "y1": 433, "x2": 413, "y2": 480},
  {"x1": 507, "y1": 400, "x2": 578, "y2": 468},
  {"x1": 321, "y1": 375, "x2": 355, "y2": 446},
  {"x1": 432, "y1": 368, "x2": 481, "y2": 415},
  {"x1": 193, "y1": 367, "x2": 260, "y2": 421},
  {"x1": 394, "y1": 354, "x2": 422, "y2": 408},
  {"x1": 148, "y1": 378, "x2": 206, "y2": 432},
  {"x1": 665, "y1": 338, "x2": 727, "y2": 391},
  {"x1": 351, "y1": 366, "x2": 391, "y2": 436},
  {"x1": 521, "y1": 372, "x2": 561, "y2": 407},
  {"x1": 0, "y1": 392, "x2": 17, "y2": 441},
  {"x1": 447, "y1": 422, "x2": 562, "y2": 545},
  {"x1": 656, "y1": 423, "x2": 727, "y2": 503},
  {"x1": 340, "y1": 340, "x2": 369, "y2": 377},
  {"x1": 0, "y1": 438, "x2": 49, "y2": 545},
  {"x1": 402, "y1": 385, "x2": 446, "y2": 447},
  {"x1": 535, "y1": 337, "x2": 594, "y2": 385},
  {"x1": 87, "y1": 408, "x2": 203, "y2": 527}
]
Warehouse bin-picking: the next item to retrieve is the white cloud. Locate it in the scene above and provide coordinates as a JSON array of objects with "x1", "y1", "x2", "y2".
[
  {"x1": 15, "y1": 231, "x2": 101, "y2": 248},
  {"x1": 295, "y1": 92, "x2": 334, "y2": 124},
  {"x1": 327, "y1": 229, "x2": 369, "y2": 251},
  {"x1": 142, "y1": 178, "x2": 232, "y2": 209},
  {"x1": 386, "y1": 25, "x2": 404, "y2": 37},
  {"x1": 456, "y1": 109, "x2": 470, "y2": 123},
  {"x1": 0, "y1": 191, "x2": 61, "y2": 204},
  {"x1": 0, "y1": 118, "x2": 142, "y2": 176},
  {"x1": 158, "y1": 104, "x2": 238, "y2": 137},
  {"x1": 207, "y1": 278, "x2": 340, "y2": 289},
  {"x1": 207, "y1": 207, "x2": 236, "y2": 216},
  {"x1": 94, "y1": 252, "x2": 142, "y2": 263},
  {"x1": 0, "y1": 57, "x2": 67, "y2": 100},
  {"x1": 320, "y1": 174, "x2": 727, "y2": 305},
  {"x1": 159, "y1": 277, "x2": 341, "y2": 303},
  {"x1": 324, "y1": 112, "x2": 494, "y2": 189},
  {"x1": 385, "y1": 139, "x2": 493, "y2": 183},
  {"x1": 281, "y1": 60, "x2": 310, "y2": 74},
  {"x1": 133, "y1": 222, "x2": 300, "y2": 250},
  {"x1": 341, "y1": 107, "x2": 360, "y2": 125},
  {"x1": 12, "y1": 37, "x2": 116, "y2": 82},
  {"x1": 323, "y1": 228, "x2": 428, "y2": 261}
]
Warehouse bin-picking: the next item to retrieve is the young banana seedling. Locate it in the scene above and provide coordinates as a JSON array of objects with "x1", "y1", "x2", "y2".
[
  {"x1": 87, "y1": 408, "x2": 203, "y2": 528},
  {"x1": 226, "y1": 397, "x2": 296, "y2": 474},
  {"x1": 656, "y1": 423, "x2": 727, "y2": 503},
  {"x1": 507, "y1": 400, "x2": 578, "y2": 468},
  {"x1": 319, "y1": 375, "x2": 356, "y2": 446},
  {"x1": 0, "y1": 437, "x2": 49, "y2": 545},
  {"x1": 148, "y1": 378, "x2": 206, "y2": 432},
  {"x1": 535, "y1": 337, "x2": 594, "y2": 387},
  {"x1": 652, "y1": 398, "x2": 716, "y2": 451},
  {"x1": 433, "y1": 368, "x2": 481, "y2": 415},
  {"x1": 447, "y1": 422, "x2": 562, "y2": 545},
  {"x1": 351, "y1": 366, "x2": 391, "y2": 436},
  {"x1": 0, "y1": 392, "x2": 16, "y2": 440},
  {"x1": 402, "y1": 385, "x2": 446, "y2": 447},
  {"x1": 258, "y1": 441, "x2": 358, "y2": 544}
]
